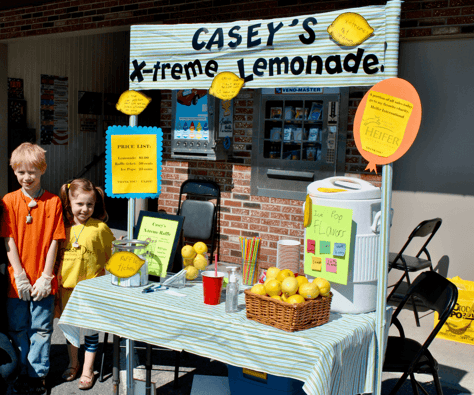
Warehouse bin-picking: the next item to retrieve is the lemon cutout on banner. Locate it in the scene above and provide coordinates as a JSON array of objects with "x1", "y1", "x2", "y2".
[
  {"x1": 116, "y1": 90, "x2": 152, "y2": 115},
  {"x1": 327, "y1": 12, "x2": 374, "y2": 46},
  {"x1": 105, "y1": 251, "x2": 146, "y2": 278},
  {"x1": 353, "y1": 78, "x2": 422, "y2": 173},
  {"x1": 304, "y1": 194, "x2": 312, "y2": 228},
  {"x1": 209, "y1": 71, "x2": 245, "y2": 100}
]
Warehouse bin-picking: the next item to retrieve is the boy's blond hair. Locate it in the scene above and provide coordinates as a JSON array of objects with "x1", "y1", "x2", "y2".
[{"x1": 10, "y1": 142, "x2": 47, "y2": 172}]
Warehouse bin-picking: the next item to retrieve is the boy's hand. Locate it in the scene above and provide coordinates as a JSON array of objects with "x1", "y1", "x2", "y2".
[
  {"x1": 31, "y1": 272, "x2": 55, "y2": 302},
  {"x1": 14, "y1": 270, "x2": 33, "y2": 301}
]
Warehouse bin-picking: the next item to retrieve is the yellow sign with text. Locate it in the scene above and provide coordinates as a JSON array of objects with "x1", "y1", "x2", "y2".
[
  {"x1": 111, "y1": 134, "x2": 157, "y2": 194},
  {"x1": 105, "y1": 251, "x2": 146, "y2": 278},
  {"x1": 209, "y1": 71, "x2": 245, "y2": 100},
  {"x1": 360, "y1": 91, "x2": 413, "y2": 157},
  {"x1": 115, "y1": 90, "x2": 151, "y2": 115}
]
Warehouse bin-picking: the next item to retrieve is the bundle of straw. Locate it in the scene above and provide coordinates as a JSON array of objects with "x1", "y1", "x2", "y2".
[{"x1": 239, "y1": 236, "x2": 261, "y2": 286}]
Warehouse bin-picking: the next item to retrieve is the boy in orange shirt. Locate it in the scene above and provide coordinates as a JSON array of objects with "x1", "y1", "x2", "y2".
[{"x1": 1, "y1": 143, "x2": 65, "y2": 395}]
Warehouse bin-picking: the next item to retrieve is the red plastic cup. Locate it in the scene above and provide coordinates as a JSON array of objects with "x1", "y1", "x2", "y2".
[{"x1": 202, "y1": 271, "x2": 225, "y2": 305}]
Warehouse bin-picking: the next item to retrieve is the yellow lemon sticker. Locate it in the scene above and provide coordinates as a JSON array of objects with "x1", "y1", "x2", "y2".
[
  {"x1": 327, "y1": 12, "x2": 374, "y2": 46},
  {"x1": 116, "y1": 90, "x2": 152, "y2": 115},
  {"x1": 360, "y1": 91, "x2": 413, "y2": 157},
  {"x1": 105, "y1": 251, "x2": 146, "y2": 278},
  {"x1": 317, "y1": 188, "x2": 347, "y2": 193},
  {"x1": 209, "y1": 71, "x2": 245, "y2": 101}
]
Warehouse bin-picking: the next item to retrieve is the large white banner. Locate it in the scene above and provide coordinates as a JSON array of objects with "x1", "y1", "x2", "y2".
[{"x1": 130, "y1": 0, "x2": 401, "y2": 90}]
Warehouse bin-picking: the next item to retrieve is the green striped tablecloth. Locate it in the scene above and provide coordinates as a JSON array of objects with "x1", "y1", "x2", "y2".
[{"x1": 59, "y1": 275, "x2": 387, "y2": 395}]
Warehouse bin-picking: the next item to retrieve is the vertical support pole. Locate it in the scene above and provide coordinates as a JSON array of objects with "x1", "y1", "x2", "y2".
[
  {"x1": 374, "y1": 163, "x2": 393, "y2": 394},
  {"x1": 112, "y1": 335, "x2": 120, "y2": 395},
  {"x1": 126, "y1": 114, "x2": 138, "y2": 395}
]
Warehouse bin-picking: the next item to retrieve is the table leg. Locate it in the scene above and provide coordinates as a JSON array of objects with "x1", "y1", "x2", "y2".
[
  {"x1": 113, "y1": 335, "x2": 120, "y2": 395},
  {"x1": 145, "y1": 344, "x2": 152, "y2": 395}
]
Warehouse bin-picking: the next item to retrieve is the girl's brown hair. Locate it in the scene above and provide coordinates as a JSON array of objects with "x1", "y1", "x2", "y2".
[{"x1": 59, "y1": 178, "x2": 108, "y2": 226}]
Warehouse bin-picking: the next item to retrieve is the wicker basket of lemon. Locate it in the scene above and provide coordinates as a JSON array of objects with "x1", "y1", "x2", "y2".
[{"x1": 244, "y1": 268, "x2": 332, "y2": 332}]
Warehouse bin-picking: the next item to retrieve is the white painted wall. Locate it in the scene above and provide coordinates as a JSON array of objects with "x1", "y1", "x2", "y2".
[
  {"x1": 389, "y1": 38, "x2": 474, "y2": 283},
  {"x1": 0, "y1": 44, "x2": 8, "y2": 197},
  {"x1": 6, "y1": 29, "x2": 130, "y2": 194}
]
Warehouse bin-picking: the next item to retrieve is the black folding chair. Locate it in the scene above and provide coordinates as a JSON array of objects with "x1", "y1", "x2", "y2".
[
  {"x1": 383, "y1": 271, "x2": 458, "y2": 395},
  {"x1": 176, "y1": 179, "x2": 221, "y2": 264},
  {"x1": 388, "y1": 218, "x2": 442, "y2": 326}
]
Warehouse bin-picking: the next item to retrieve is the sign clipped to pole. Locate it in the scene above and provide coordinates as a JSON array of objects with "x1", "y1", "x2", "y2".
[{"x1": 105, "y1": 90, "x2": 163, "y2": 199}]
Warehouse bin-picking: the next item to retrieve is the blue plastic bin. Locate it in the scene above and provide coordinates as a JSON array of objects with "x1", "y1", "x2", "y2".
[{"x1": 227, "y1": 365, "x2": 305, "y2": 395}]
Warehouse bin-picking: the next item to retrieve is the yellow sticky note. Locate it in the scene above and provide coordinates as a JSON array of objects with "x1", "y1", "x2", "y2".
[
  {"x1": 111, "y1": 134, "x2": 157, "y2": 194},
  {"x1": 209, "y1": 72, "x2": 245, "y2": 100},
  {"x1": 312, "y1": 257, "x2": 322, "y2": 271},
  {"x1": 116, "y1": 90, "x2": 151, "y2": 115},
  {"x1": 360, "y1": 91, "x2": 413, "y2": 158}
]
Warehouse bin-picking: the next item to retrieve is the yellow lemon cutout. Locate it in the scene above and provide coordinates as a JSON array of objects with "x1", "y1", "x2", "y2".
[
  {"x1": 327, "y1": 13, "x2": 374, "y2": 46},
  {"x1": 106, "y1": 251, "x2": 146, "y2": 278},
  {"x1": 209, "y1": 72, "x2": 245, "y2": 101},
  {"x1": 116, "y1": 90, "x2": 152, "y2": 115},
  {"x1": 303, "y1": 194, "x2": 312, "y2": 228}
]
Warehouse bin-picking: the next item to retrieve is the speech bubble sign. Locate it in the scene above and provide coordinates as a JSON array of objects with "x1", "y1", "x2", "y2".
[{"x1": 353, "y1": 78, "x2": 422, "y2": 173}]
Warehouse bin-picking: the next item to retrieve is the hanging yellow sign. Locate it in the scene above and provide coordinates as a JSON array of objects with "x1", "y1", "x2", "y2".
[
  {"x1": 116, "y1": 90, "x2": 152, "y2": 115},
  {"x1": 209, "y1": 71, "x2": 245, "y2": 100},
  {"x1": 105, "y1": 251, "x2": 146, "y2": 278},
  {"x1": 327, "y1": 12, "x2": 374, "y2": 46}
]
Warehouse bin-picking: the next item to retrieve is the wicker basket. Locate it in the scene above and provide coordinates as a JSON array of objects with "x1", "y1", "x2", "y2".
[{"x1": 244, "y1": 289, "x2": 332, "y2": 332}]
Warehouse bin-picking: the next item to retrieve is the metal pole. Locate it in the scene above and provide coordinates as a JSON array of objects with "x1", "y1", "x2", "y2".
[
  {"x1": 374, "y1": 163, "x2": 393, "y2": 394},
  {"x1": 126, "y1": 114, "x2": 138, "y2": 395}
]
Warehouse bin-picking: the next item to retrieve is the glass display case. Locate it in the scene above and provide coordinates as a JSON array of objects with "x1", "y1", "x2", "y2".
[{"x1": 251, "y1": 88, "x2": 349, "y2": 200}]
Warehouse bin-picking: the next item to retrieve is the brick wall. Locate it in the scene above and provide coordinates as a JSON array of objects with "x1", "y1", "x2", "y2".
[
  {"x1": 2, "y1": 0, "x2": 474, "y2": 41},
  {"x1": 2, "y1": 0, "x2": 466, "y2": 268}
]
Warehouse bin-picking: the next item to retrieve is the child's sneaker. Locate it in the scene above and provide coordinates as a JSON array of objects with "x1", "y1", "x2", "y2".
[
  {"x1": 12, "y1": 374, "x2": 30, "y2": 394},
  {"x1": 28, "y1": 377, "x2": 47, "y2": 395}
]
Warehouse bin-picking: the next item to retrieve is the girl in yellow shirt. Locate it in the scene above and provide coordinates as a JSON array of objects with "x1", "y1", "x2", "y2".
[{"x1": 56, "y1": 179, "x2": 115, "y2": 390}]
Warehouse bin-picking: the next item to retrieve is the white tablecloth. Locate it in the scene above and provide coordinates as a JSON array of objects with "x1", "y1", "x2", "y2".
[{"x1": 59, "y1": 275, "x2": 389, "y2": 395}]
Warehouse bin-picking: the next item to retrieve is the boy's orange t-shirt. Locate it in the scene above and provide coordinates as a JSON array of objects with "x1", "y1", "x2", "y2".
[{"x1": 1, "y1": 189, "x2": 66, "y2": 298}]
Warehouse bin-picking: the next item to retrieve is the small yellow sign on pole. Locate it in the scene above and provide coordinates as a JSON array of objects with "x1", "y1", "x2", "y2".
[{"x1": 116, "y1": 90, "x2": 152, "y2": 115}]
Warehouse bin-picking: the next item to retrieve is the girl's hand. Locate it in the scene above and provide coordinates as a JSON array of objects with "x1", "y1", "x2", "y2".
[{"x1": 31, "y1": 272, "x2": 55, "y2": 302}]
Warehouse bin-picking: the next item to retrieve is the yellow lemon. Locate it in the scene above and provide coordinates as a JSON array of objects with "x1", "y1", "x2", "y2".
[
  {"x1": 299, "y1": 282, "x2": 320, "y2": 300},
  {"x1": 183, "y1": 257, "x2": 194, "y2": 267},
  {"x1": 266, "y1": 267, "x2": 280, "y2": 280},
  {"x1": 250, "y1": 283, "x2": 266, "y2": 295},
  {"x1": 271, "y1": 295, "x2": 282, "y2": 301},
  {"x1": 193, "y1": 241, "x2": 208, "y2": 255},
  {"x1": 285, "y1": 294, "x2": 305, "y2": 305},
  {"x1": 209, "y1": 71, "x2": 245, "y2": 101},
  {"x1": 181, "y1": 245, "x2": 196, "y2": 259},
  {"x1": 313, "y1": 278, "x2": 331, "y2": 296},
  {"x1": 281, "y1": 276, "x2": 299, "y2": 297},
  {"x1": 106, "y1": 251, "x2": 145, "y2": 278},
  {"x1": 296, "y1": 276, "x2": 308, "y2": 288},
  {"x1": 264, "y1": 279, "x2": 282, "y2": 297},
  {"x1": 185, "y1": 265, "x2": 199, "y2": 280},
  {"x1": 276, "y1": 269, "x2": 294, "y2": 283},
  {"x1": 193, "y1": 254, "x2": 208, "y2": 270}
]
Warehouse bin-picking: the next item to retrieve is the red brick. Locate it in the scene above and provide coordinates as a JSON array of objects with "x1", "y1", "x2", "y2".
[
  {"x1": 261, "y1": 204, "x2": 281, "y2": 212},
  {"x1": 405, "y1": 10, "x2": 432, "y2": 19},
  {"x1": 433, "y1": 8, "x2": 461, "y2": 16},
  {"x1": 447, "y1": 15, "x2": 474, "y2": 23},
  {"x1": 222, "y1": 199, "x2": 242, "y2": 208},
  {"x1": 269, "y1": 226, "x2": 288, "y2": 235}
]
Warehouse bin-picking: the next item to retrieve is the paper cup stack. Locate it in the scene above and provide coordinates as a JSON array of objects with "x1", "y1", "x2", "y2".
[{"x1": 276, "y1": 240, "x2": 301, "y2": 273}]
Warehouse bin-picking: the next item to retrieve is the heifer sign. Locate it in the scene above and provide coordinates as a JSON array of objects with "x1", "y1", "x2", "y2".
[{"x1": 129, "y1": 0, "x2": 402, "y2": 90}]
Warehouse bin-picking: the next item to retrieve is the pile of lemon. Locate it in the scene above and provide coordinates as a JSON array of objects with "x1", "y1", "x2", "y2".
[
  {"x1": 181, "y1": 242, "x2": 209, "y2": 280},
  {"x1": 250, "y1": 267, "x2": 331, "y2": 305}
]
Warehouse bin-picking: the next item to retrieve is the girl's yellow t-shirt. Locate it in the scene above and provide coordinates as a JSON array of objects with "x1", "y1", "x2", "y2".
[{"x1": 58, "y1": 218, "x2": 115, "y2": 288}]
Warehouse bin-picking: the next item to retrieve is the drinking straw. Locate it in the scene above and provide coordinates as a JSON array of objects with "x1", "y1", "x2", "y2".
[{"x1": 215, "y1": 254, "x2": 218, "y2": 276}]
